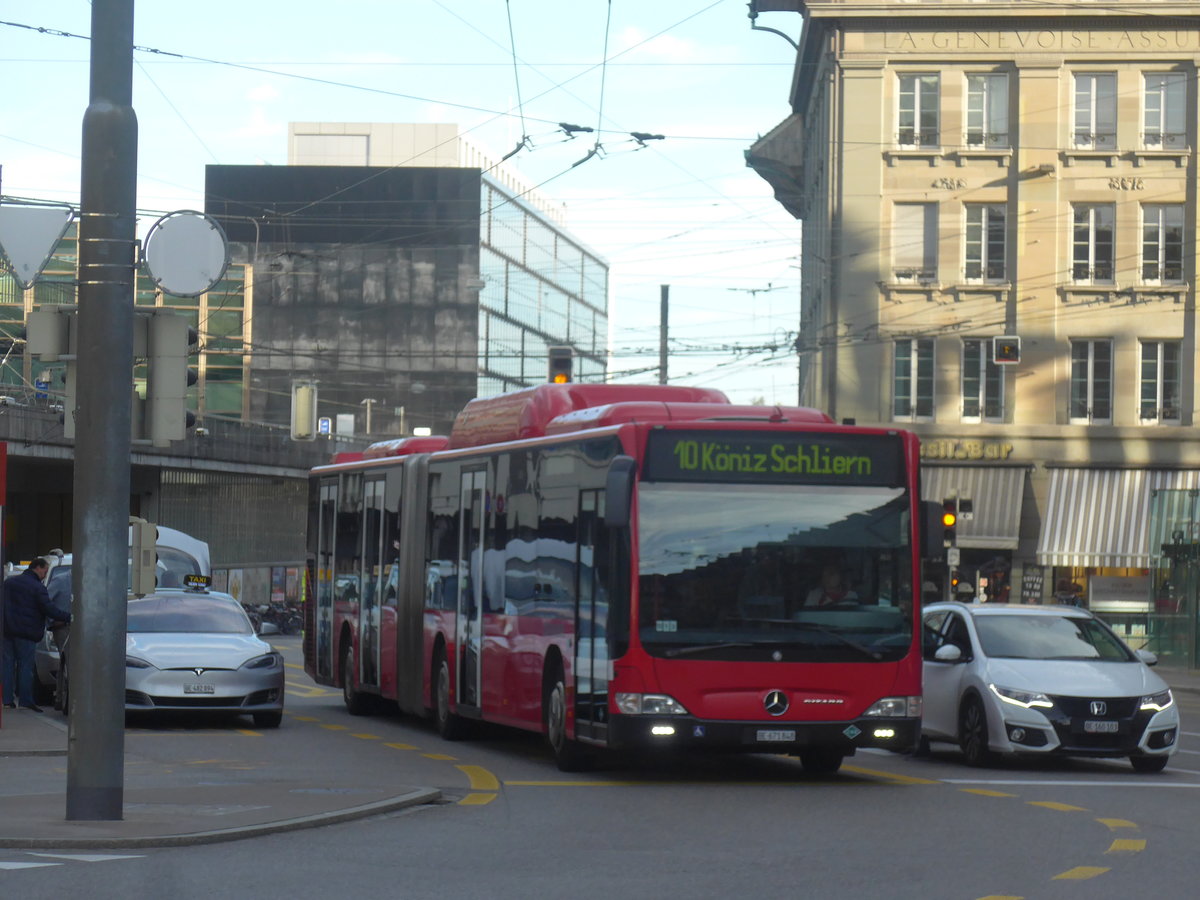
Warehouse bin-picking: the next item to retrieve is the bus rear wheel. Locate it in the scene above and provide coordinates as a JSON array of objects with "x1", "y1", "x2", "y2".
[
  {"x1": 544, "y1": 665, "x2": 592, "y2": 772},
  {"x1": 434, "y1": 649, "x2": 471, "y2": 740},
  {"x1": 342, "y1": 646, "x2": 373, "y2": 716}
]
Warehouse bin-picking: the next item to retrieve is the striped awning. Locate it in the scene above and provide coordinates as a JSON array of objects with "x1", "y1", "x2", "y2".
[
  {"x1": 921, "y1": 466, "x2": 1027, "y2": 550},
  {"x1": 1036, "y1": 468, "x2": 1200, "y2": 568}
]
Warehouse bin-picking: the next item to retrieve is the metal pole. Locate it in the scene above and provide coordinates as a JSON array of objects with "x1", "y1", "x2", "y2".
[
  {"x1": 659, "y1": 285, "x2": 668, "y2": 385},
  {"x1": 66, "y1": 0, "x2": 137, "y2": 821}
]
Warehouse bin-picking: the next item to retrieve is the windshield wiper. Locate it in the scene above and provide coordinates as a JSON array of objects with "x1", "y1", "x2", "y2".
[
  {"x1": 662, "y1": 641, "x2": 754, "y2": 658},
  {"x1": 790, "y1": 622, "x2": 883, "y2": 661}
]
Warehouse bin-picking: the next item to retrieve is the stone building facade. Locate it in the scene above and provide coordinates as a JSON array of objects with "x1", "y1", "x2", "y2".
[{"x1": 748, "y1": 0, "x2": 1200, "y2": 666}]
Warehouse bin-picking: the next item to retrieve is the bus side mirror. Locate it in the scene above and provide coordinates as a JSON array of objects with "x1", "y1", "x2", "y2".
[
  {"x1": 604, "y1": 456, "x2": 636, "y2": 529},
  {"x1": 921, "y1": 500, "x2": 944, "y2": 559}
]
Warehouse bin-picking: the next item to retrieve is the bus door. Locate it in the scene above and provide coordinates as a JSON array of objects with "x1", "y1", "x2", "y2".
[
  {"x1": 456, "y1": 468, "x2": 487, "y2": 711},
  {"x1": 574, "y1": 489, "x2": 611, "y2": 743},
  {"x1": 315, "y1": 479, "x2": 338, "y2": 681},
  {"x1": 359, "y1": 476, "x2": 385, "y2": 689}
]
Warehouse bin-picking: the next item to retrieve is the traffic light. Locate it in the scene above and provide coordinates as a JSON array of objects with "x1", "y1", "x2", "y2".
[
  {"x1": 993, "y1": 335, "x2": 1021, "y2": 365},
  {"x1": 547, "y1": 345, "x2": 574, "y2": 384},
  {"x1": 942, "y1": 498, "x2": 958, "y2": 547},
  {"x1": 134, "y1": 311, "x2": 198, "y2": 445},
  {"x1": 949, "y1": 568, "x2": 961, "y2": 590},
  {"x1": 130, "y1": 517, "x2": 157, "y2": 596},
  {"x1": 291, "y1": 381, "x2": 318, "y2": 441},
  {"x1": 24, "y1": 306, "x2": 78, "y2": 437}
]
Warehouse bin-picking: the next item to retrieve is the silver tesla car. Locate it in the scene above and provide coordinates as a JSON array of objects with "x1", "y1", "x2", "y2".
[{"x1": 122, "y1": 588, "x2": 285, "y2": 728}]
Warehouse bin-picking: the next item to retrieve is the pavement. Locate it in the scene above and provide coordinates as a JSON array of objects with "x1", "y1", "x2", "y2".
[
  {"x1": 3, "y1": 666, "x2": 1199, "y2": 850},
  {"x1": 0, "y1": 707, "x2": 440, "y2": 850}
]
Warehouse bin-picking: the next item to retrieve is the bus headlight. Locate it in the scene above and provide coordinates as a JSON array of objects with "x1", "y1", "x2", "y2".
[
  {"x1": 615, "y1": 693, "x2": 689, "y2": 715},
  {"x1": 863, "y1": 696, "x2": 921, "y2": 717}
]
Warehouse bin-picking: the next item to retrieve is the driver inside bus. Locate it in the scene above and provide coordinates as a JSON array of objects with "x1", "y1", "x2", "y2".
[{"x1": 804, "y1": 564, "x2": 859, "y2": 607}]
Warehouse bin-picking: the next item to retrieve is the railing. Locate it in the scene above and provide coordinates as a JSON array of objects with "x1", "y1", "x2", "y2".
[{"x1": 896, "y1": 129, "x2": 939, "y2": 148}]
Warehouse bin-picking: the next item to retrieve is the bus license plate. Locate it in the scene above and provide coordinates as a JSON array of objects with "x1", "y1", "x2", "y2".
[
  {"x1": 757, "y1": 729, "x2": 796, "y2": 742},
  {"x1": 184, "y1": 684, "x2": 216, "y2": 694},
  {"x1": 1084, "y1": 720, "x2": 1118, "y2": 734}
]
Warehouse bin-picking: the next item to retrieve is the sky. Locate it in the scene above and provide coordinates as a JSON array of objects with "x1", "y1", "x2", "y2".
[{"x1": 0, "y1": 0, "x2": 806, "y2": 406}]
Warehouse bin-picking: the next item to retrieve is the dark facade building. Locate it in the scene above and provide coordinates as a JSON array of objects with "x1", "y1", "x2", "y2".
[{"x1": 206, "y1": 165, "x2": 483, "y2": 437}]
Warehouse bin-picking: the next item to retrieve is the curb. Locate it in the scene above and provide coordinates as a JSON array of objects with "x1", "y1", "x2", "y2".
[{"x1": 0, "y1": 787, "x2": 442, "y2": 850}]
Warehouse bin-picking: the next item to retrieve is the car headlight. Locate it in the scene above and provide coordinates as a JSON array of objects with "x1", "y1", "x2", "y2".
[
  {"x1": 125, "y1": 656, "x2": 153, "y2": 669},
  {"x1": 863, "y1": 696, "x2": 922, "y2": 717},
  {"x1": 614, "y1": 692, "x2": 689, "y2": 715},
  {"x1": 1140, "y1": 689, "x2": 1173, "y2": 712},
  {"x1": 241, "y1": 652, "x2": 283, "y2": 670},
  {"x1": 989, "y1": 684, "x2": 1053, "y2": 709}
]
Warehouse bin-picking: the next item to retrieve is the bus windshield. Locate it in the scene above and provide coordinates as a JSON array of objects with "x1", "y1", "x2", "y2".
[{"x1": 637, "y1": 482, "x2": 913, "y2": 662}]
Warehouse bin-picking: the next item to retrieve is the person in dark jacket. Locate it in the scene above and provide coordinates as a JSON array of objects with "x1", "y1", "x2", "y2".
[{"x1": 2, "y1": 558, "x2": 69, "y2": 711}]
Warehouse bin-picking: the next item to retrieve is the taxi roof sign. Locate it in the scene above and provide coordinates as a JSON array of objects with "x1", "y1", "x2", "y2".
[{"x1": 182, "y1": 573, "x2": 211, "y2": 590}]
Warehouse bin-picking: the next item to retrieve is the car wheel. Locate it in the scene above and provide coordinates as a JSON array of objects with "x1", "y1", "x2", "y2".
[
  {"x1": 544, "y1": 663, "x2": 592, "y2": 772},
  {"x1": 342, "y1": 646, "x2": 374, "y2": 716},
  {"x1": 1130, "y1": 754, "x2": 1169, "y2": 774},
  {"x1": 434, "y1": 648, "x2": 471, "y2": 740},
  {"x1": 958, "y1": 695, "x2": 994, "y2": 766},
  {"x1": 799, "y1": 747, "x2": 845, "y2": 775},
  {"x1": 253, "y1": 710, "x2": 283, "y2": 729},
  {"x1": 912, "y1": 736, "x2": 932, "y2": 758}
]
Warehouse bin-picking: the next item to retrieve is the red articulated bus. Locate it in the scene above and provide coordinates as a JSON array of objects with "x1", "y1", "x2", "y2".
[{"x1": 304, "y1": 383, "x2": 939, "y2": 772}]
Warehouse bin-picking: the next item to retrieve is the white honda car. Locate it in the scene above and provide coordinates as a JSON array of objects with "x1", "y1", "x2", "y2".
[{"x1": 921, "y1": 603, "x2": 1179, "y2": 773}]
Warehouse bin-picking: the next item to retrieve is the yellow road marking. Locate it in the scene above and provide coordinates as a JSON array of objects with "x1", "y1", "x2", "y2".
[
  {"x1": 459, "y1": 793, "x2": 497, "y2": 806},
  {"x1": 961, "y1": 788, "x2": 1017, "y2": 798},
  {"x1": 385, "y1": 742, "x2": 417, "y2": 751},
  {"x1": 289, "y1": 715, "x2": 319, "y2": 722},
  {"x1": 456, "y1": 765, "x2": 500, "y2": 791},
  {"x1": 423, "y1": 753, "x2": 457, "y2": 760},
  {"x1": 237, "y1": 729, "x2": 261, "y2": 737},
  {"x1": 1052, "y1": 867, "x2": 1109, "y2": 880},
  {"x1": 285, "y1": 683, "x2": 331, "y2": 698},
  {"x1": 1027, "y1": 800, "x2": 1088, "y2": 812},
  {"x1": 321, "y1": 724, "x2": 348, "y2": 731},
  {"x1": 841, "y1": 764, "x2": 939, "y2": 784},
  {"x1": 1098, "y1": 818, "x2": 1138, "y2": 830},
  {"x1": 1106, "y1": 839, "x2": 1146, "y2": 853},
  {"x1": 285, "y1": 662, "x2": 305, "y2": 670},
  {"x1": 350, "y1": 733, "x2": 381, "y2": 740}
]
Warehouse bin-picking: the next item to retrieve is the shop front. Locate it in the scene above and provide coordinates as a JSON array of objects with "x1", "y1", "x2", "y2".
[{"x1": 1037, "y1": 468, "x2": 1200, "y2": 671}]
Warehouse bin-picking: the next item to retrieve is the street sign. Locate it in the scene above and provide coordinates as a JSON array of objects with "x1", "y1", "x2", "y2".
[
  {"x1": 0, "y1": 204, "x2": 74, "y2": 289},
  {"x1": 947, "y1": 547, "x2": 961, "y2": 566},
  {"x1": 317, "y1": 416, "x2": 332, "y2": 435}
]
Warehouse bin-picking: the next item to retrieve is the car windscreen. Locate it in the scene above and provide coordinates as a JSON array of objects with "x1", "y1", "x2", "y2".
[
  {"x1": 973, "y1": 614, "x2": 1135, "y2": 661},
  {"x1": 127, "y1": 596, "x2": 253, "y2": 635}
]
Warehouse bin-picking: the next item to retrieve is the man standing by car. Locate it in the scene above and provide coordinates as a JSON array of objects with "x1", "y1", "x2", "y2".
[{"x1": 2, "y1": 557, "x2": 70, "y2": 711}]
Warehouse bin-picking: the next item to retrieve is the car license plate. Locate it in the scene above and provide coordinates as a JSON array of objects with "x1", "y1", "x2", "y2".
[
  {"x1": 184, "y1": 684, "x2": 216, "y2": 694},
  {"x1": 1084, "y1": 719, "x2": 1119, "y2": 734},
  {"x1": 757, "y1": 729, "x2": 796, "y2": 742}
]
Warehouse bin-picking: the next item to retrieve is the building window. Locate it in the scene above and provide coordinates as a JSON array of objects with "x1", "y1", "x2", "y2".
[
  {"x1": 1140, "y1": 340, "x2": 1181, "y2": 424},
  {"x1": 1073, "y1": 73, "x2": 1117, "y2": 149},
  {"x1": 898, "y1": 74, "x2": 939, "y2": 147},
  {"x1": 893, "y1": 338, "x2": 934, "y2": 421},
  {"x1": 964, "y1": 204, "x2": 1006, "y2": 282},
  {"x1": 965, "y1": 74, "x2": 1009, "y2": 148},
  {"x1": 892, "y1": 203, "x2": 937, "y2": 283},
  {"x1": 1144, "y1": 72, "x2": 1187, "y2": 149},
  {"x1": 1142, "y1": 204, "x2": 1184, "y2": 284},
  {"x1": 962, "y1": 339, "x2": 1004, "y2": 422},
  {"x1": 1069, "y1": 339, "x2": 1113, "y2": 424},
  {"x1": 1071, "y1": 204, "x2": 1114, "y2": 282}
]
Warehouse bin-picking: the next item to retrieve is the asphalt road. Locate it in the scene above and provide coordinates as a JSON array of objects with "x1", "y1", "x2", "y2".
[{"x1": 3, "y1": 636, "x2": 1199, "y2": 899}]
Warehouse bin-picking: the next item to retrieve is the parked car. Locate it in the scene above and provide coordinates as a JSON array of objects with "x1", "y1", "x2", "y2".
[
  {"x1": 921, "y1": 602, "x2": 1179, "y2": 773},
  {"x1": 58, "y1": 583, "x2": 284, "y2": 728},
  {"x1": 32, "y1": 526, "x2": 213, "y2": 705}
]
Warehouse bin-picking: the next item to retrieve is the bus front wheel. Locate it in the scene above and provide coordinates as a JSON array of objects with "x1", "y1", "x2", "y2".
[
  {"x1": 799, "y1": 747, "x2": 844, "y2": 775},
  {"x1": 544, "y1": 664, "x2": 592, "y2": 772}
]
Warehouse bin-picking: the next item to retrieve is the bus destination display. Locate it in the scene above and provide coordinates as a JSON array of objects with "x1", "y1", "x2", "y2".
[{"x1": 644, "y1": 429, "x2": 903, "y2": 486}]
